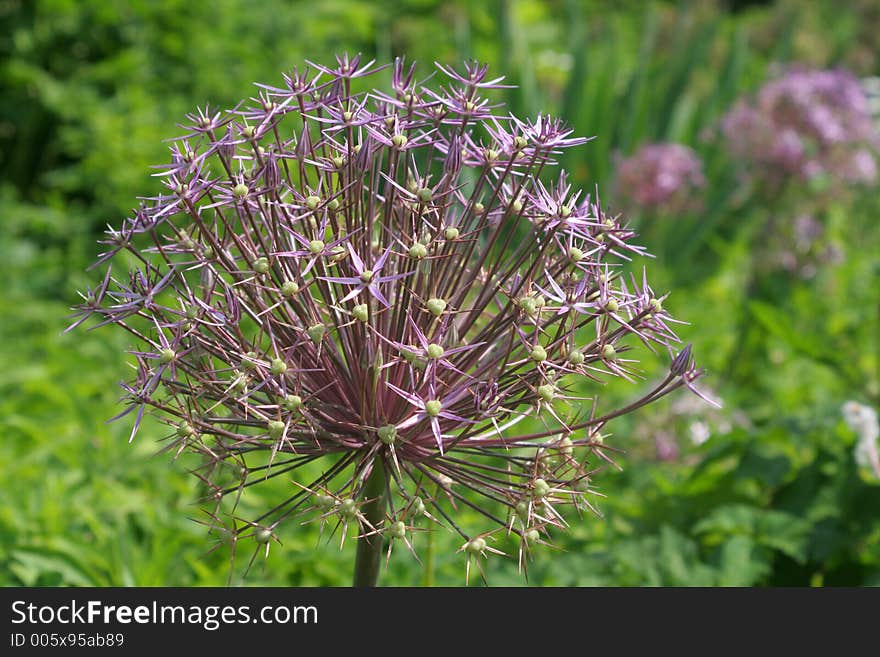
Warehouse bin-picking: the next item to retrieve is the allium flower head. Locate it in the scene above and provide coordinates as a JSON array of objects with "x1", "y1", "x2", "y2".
[
  {"x1": 72, "y1": 56, "x2": 706, "y2": 581},
  {"x1": 842, "y1": 401, "x2": 880, "y2": 478},
  {"x1": 722, "y1": 67, "x2": 880, "y2": 188},
  {"x1": 614, "y1": 143, "x2": 705, "y2": 214}
]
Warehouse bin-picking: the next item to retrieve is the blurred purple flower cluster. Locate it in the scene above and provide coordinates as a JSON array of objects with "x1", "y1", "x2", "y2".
[
  {"x1": 722, "y1": 68, "x2": 879, "y2": 187},
  {"x1": 615, "y1": 143, "x2": 705, "y2": 214},
  {"x1": 71, "y1": 55, "x2": 706, "y2": 576}
]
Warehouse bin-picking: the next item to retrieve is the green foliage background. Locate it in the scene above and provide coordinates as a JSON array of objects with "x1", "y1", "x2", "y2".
[{"x1": 2, "y1": 0, "x2": 879, "y2": 586}]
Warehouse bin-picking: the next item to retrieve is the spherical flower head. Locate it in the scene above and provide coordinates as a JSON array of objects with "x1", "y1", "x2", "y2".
[
  {"x1": 721, "y1": 67, "x2": 880, "y2": 188},
  {"x1": 71, "y1": 55, "x2": 708, "y2": 582},
  {"x1": 615, "y1": 143, "x2": 705, "y2": 214}
]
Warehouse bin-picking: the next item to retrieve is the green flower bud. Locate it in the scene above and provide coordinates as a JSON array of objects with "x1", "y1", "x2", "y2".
[
  {"x1": 426, "y1": 343, "x2": 444, "y2": 359},
  {"x1": 281, "y1": 280, "x2": 299, "y2": 297},
  {"x1": 283, "y1": 394, "x2": 303, "y2": 412},
  {"x1": 410, "y1": 496, "x2": 426, "y2": 517},
  {"x1": 332, "y1": 156, "x2": 346, "y2": 169},
  {"x1": 159, "y1": 348, "x2": 176, "y2": 363},
  {"x1": 525, "y1": 529, "x2": 540, "y2": 543},
  {"x1": 649, "y1": 298, "x2": 663, "y2": 313},
  {"x1": 267, "y1": 420, "x2": 285, "y2": 439},
  {"x1": 233, "y1": 183, "x2": 249, "y2": 198},
  {"x1": 518, "y1": 297, "x2": 537, "y2": 315},
  {"x1": 409, "y1": 243, "x2": 428, "y2": 259},
  {"x1": 388, "y1": 521, "x2": 407, "y2": 539},
  {"x1": 537, "y1": 384, "x2": 555, "y2": 403},
  {"x1": 443, "y1": 226, "x2": 460, "y2": 240},
  {"x1": 417, "y1": 187, "x2": 433, "y2": 203},
  {"x1": 392, "y1": 134, "x2": 408, "y2": 149},
  {"x1": 513, "y1": 135, "x2": 529, "y2": 150},
  {"x1": 602, "y1": 344, "x2": 617, "y2": 360},
  {"x1": 308, "y1": 239, "x2": 325, "y2": 255},
  {"x1": 352, "y1": 304, "x2": 369, "y2": 322},
  {"x1": 254, "y1": 527, "x2": 273, "y2": 545},
  {"x1": 426, "y1": 298, "x2": 447, "y2": 316},
  {"x1": 305, "y1": 195, "x2": 321, "y2": 210},
  {"x1": 253, "y1": 256, "x2": 270, "y2": 274},
  {"x1": 307, "y1": 323, "x2": 326, "y2": 342},
  {"x1": 242, "y1": 125, "x2": 255, "y2": 139},
  {"x1": 568, "y1": 247, "x2": 584, "y2": 263},
  {"x1": 360, "y1": 269, "x2": 374, "y2": 283},
  {"x1": 485, "y1": 148, "x2": 500, "y2": 161},
  {"x1": 533, "y1": 478, "x2": 550, "y2": 499},
  {"x1": 425, "y1": 400, "x2": 442, "y2": 417},
  {"x1": 270, "y1": 358, "x2": 287, "y2": 375},
  {"x1": 567, "y1": 350, "x2": 584, "y2": 365},
  {"x1": 377, "y1": 424, "x2": 397, "y2": 445},
  {"x1": 516, "y1": 500, "x2": 530, "y2": 521},
  {"x1": 530, "y1": 345, "x2": 547, "y2": 362},
  {"x1": 512, "y1": 199, "x2": 523, "y2": 213},
  {"x1": 559, "y1": 205, "x2": 572, "y2": 218},
  {"x1": 327, "y1": 198, "x2": 340, "y2": 211},
  {"x1": 474, "y1": 202, "x2": 485, "y2": 213},
  {"x1": 342, "y1": 110, "x2": 353, "y2": 123},
  {"x1": 605, "y1": 299, "x2": 619, "y2": 313}
]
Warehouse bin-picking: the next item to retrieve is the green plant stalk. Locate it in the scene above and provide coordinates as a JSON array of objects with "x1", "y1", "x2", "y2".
[{"x1": 353, "y1": 459, "x2": 387, "y2": 587}]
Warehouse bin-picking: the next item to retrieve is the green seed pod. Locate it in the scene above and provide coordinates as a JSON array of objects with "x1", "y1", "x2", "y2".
[
  {"x1": 329, "y1": 245, "x2": 346, "y2": 264},
  {"x1": 315, "y1": 494, "x2": 335, "y2": 511},
  {"x1": 649, "y1": 298, "x2": 663, "y2": 313},
  {"x1": 426, "y1": 298, "x2": 447, "y2": 316},
  {"x1": 388, "y1": 520, "x2": 407, "y2": 539},
  {"x1": 267, "y1": 420, "x2": 285, "y2": 439},
  {"x1": 253, "y1": 256, "x2": 270, "y2": 274},
  {"x1": 466, "y1": 537, "x2": 487, "y2": 554},
  {"x1": 270, "y1": 358, "x2": 287, "y2": 375},
  {"x1": 159, "y1": 348, "x2": 176, "y2": 363},
  {"x1": 352, "y1": 304, "x2": 369, "y2": 322},
  {"x1": 426, "y1": 343, "x2": 444, "y2": 359},
  {"x1": 556, "y1": 436, "x2": 574, "y2": 456},
  {"x1": 409, "y1": 243, "x2": 428, "y2": 260},
  {"x1": 327, "y1": 198, "x2": 340, "y2": 211},
  {"x1": 525, "y1": 529, "x2": 540, "y2": 543},
  {"x1": 513, "y1": 135, "x2": 528, "y2": 150},
  {"x1": 511, "y1": 199, "x2": 523, "y2": 213},
  {"x1": 332, "y1": 156, "x2": 346, "y2": 169},
  {"x1": 530, "y1": 345, "x2": 547, "y2": 362},
  {"x1": 485, "y1": 148, "x2": 500, "y2": 161},
  {"x1": 233, "y1": 183, "x2": 249, "y2": 198},
  {"x1": 254, "y1": 527, "x2": 273, "y2": 544},
  {"x1": 518, "y1": 297, "x2": 537, "y2": 316},
  {"x1": 602, "y1": 344, "x2": 617, "y2": 360},
  {"x1": 533, "y1": 478, "x2": 550, "y2": 499},
  {"x1": 241, "y1": 352, "x2": 259, "y2": 370},
  {"x1": 339, "y1": 498, "x2": 358, "y2": 519},
  {"x1": 568, "y1": 247, "x2": 584, "y2": 263},
  {"x1": 417, "y1": 187, "x2": 433, "y2": 203},
  {"x1": 283, "y1": 394, "x2": 303, "y2": 412},
  {"x1": 443, "y1": 226, "x2": 459, "y2": 240},
  {"x1": 605, "y1": 299, "x2": 619, "y2": 313},
  {"x1": 202, "y1": 245, "x2": 214, "y2": 259},
  {"x1": 377, "y1": 424, "x2": 397, "y2": 445},
  {"x1": 242, "y1": 125, "x2": 255, "y2": 139},
  {"x1": 281, "y1": 280, "x2": 299, "y2": 297},
  {"x1": 308, "y1": 239, "x2": 325, "y2": 255},
  {"x1": 515, "y1": 500, "x2": 530, "y2": 521},
  {"x1": 474, "y1": 202, "x2": 485, "y2": 213},
  {"x1": 411, "y1": 496, "x2": 426, "y2": 517},
  {"x1": 559, "y1": 204, "x2": 572, "y2": 218},
  {"x1": 567, "y1": 350, "x2": 585, "y2": 365},
  {"x1": 392, "y1": 134, "x2": 408, "y2": 149},
  {"x1": 360, "y1": 269, "x2": 374, "y2": 283},
  {"x1": 537, "y1": 384, "x2": 555, "y2": 403},
  {"x1": 342, "y1": 110, "x2": 354, "y2": 123},
  {"x1": 232, "y1": 373, "x2": 248, "y2": 393},
  {"x1": 424, "y1": 400, "x2": 442, "y2": 417},
  {"x1": 307, "y1": 323, "x2": 326, "y2": 342},
  {"x1": 305, "y1": 195, "x2": 321, "y2": 210},
  {"x1": 176, "y1": 421, "x2": 196, "y2": 438}
]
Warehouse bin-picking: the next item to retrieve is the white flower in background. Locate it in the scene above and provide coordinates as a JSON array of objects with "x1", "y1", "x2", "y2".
[
  {"x1": 842, "y1": 400, "x2": 880, "y2": 478},
  {"x1": 688, "y1": 421, "x2": 711, "y2": 446}
]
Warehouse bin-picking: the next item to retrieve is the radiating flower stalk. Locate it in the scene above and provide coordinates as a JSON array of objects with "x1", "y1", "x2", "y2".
[{"x1": 70, "y1": 55, "x2": 708, "y2": 585}]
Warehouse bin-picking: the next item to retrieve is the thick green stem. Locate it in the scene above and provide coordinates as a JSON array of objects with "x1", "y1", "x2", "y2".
[{"x1": 353, "y1": 460, "x2": 387, "y2": 587}]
